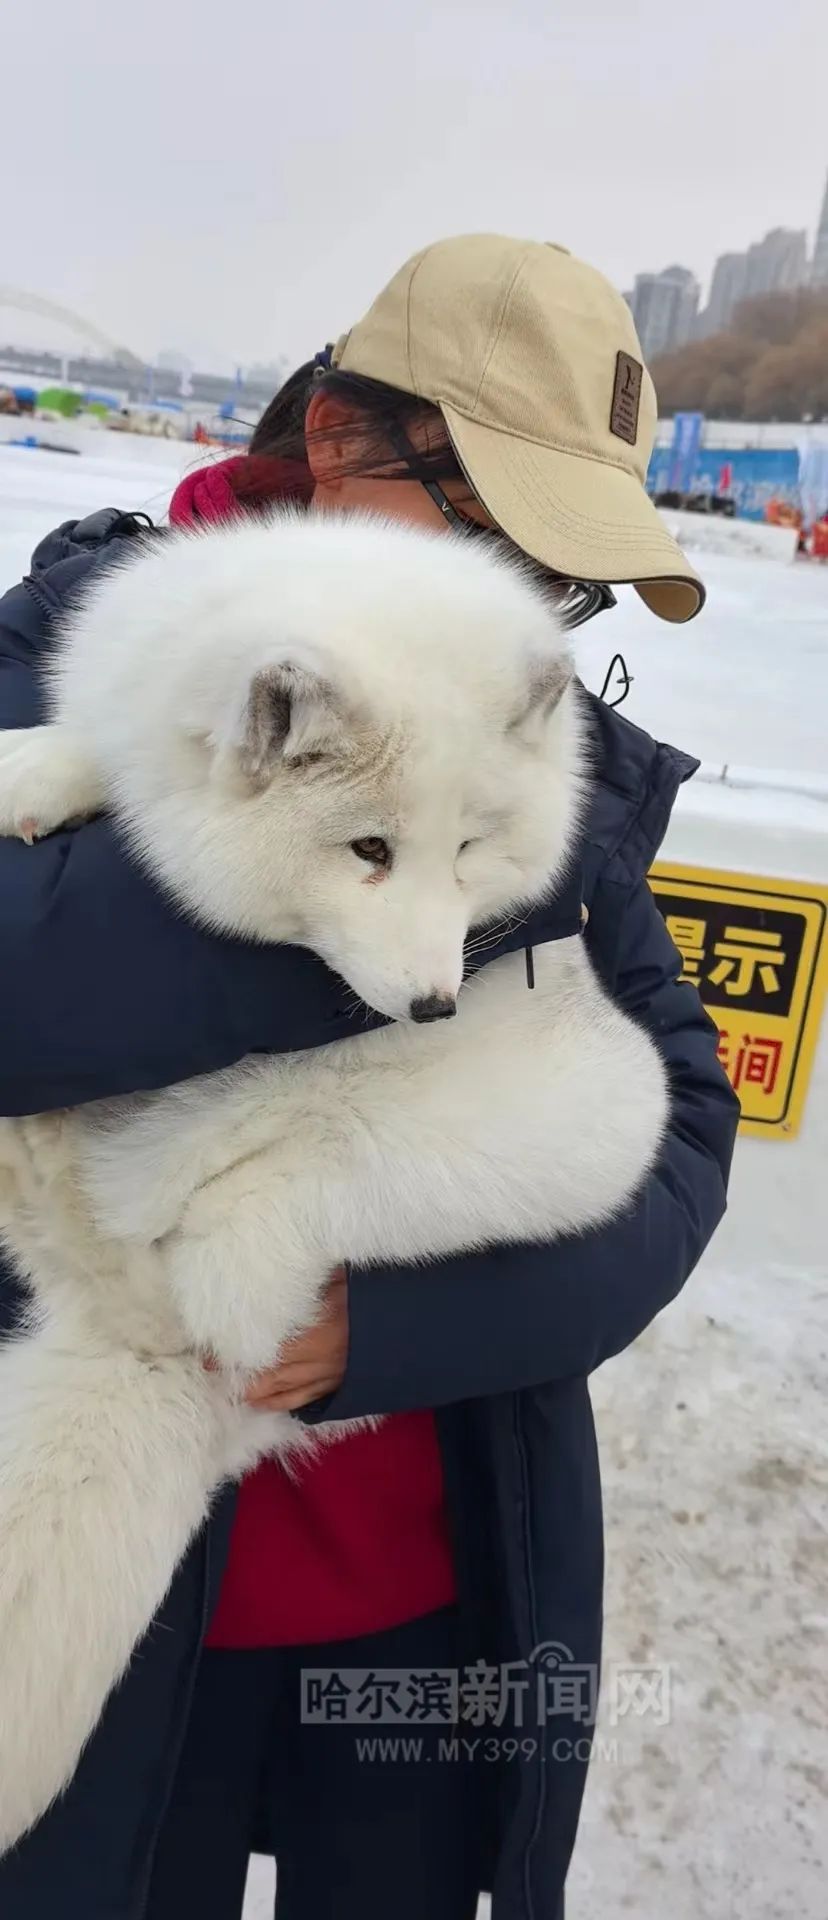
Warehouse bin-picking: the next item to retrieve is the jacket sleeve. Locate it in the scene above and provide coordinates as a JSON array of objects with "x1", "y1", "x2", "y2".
[
  {"x1": 0, "y1": 821, "x2": 370, "y2": 1115},
  {"x1": 307, "y1": 878, "x2": 740, "y2": 1420},
  {"x1": 0, "y1": 579, "x2": 368, "y2": 1116}
]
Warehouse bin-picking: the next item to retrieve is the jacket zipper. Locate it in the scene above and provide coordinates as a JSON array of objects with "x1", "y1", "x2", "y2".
[
  {"x1": 513, "y1": 1398, "x2": 543, "y2": 1920},
  {"x1": 135, "y1": 1528, "x2": 214, "y2": 1918}
]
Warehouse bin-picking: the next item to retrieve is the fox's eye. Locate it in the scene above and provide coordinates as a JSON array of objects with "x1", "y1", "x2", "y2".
[
  {"x1": 351, "y1": 837, "x2": 390, "y2": 867},
  {"x1": 458, "y1": 840, "x2": 473, "y2": 854}
]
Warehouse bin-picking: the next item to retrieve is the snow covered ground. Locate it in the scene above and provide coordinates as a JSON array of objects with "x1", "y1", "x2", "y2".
[
  {"x1": 0, "y1": 428, "x2": 196, "y2": 585},
  {"x1": 2, "y1": 439, "x2": 826, "y2": 1920},
  {"x1": 577, "y1": 556, "x2": 828, "y2": 781}
]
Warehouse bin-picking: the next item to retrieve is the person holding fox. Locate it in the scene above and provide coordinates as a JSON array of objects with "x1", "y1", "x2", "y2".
[{"x1": 0, "y1": 235, "x2": 737, "y2": 1920}]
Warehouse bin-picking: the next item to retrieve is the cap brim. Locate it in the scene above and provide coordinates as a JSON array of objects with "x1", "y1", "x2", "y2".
[{"x1": 441, "y1": 404, "x2": 705, "y2": 624}]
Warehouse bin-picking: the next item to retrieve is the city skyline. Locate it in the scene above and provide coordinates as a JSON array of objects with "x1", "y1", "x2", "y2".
[
  {"x1": 1, "y1": 0, "x2": 826, "y2": 372},
  {"x1": 626, "y1": 166, "x2": 827, "y2": 360},
  {"x1": 8, "y1": 173, "x2": 825, "y2": 385},
  {"x1": 5, "y1": 158, "x2": 826, "y2": 386}
]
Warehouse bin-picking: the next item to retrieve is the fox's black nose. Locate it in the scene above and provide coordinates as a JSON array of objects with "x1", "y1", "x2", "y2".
[{"x1": 410, "y1": 993, "x2": 457, "y2": 1024}]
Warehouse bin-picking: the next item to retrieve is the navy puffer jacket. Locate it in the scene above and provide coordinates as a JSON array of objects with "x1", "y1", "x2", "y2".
[{"x1": 0, "y1": 511, "x2": 738, "y2": 1920}]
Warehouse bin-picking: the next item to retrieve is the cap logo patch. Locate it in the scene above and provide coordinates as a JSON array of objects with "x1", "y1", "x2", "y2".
[{"x1": 611, "y1": 351, "x2": 642, "y2": 445}]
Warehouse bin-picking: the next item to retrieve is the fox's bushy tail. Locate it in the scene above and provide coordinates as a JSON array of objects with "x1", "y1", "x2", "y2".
[{"x1": 0, "y1": 1336, "x2": 225, "y2": 1853}]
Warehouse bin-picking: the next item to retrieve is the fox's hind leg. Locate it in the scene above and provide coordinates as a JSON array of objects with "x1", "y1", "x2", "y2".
[{"x1": 0, "y1": 727, "x2": 103, "y2": 841}]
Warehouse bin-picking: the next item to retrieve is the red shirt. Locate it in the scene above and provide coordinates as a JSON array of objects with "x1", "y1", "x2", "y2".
[{"x1": 205, "y1": 1412, "x2": 457, "y2": 1648}]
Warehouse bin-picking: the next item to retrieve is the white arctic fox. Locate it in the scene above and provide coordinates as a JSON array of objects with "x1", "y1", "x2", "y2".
[{"x1": 0, "y1": 511, "x2": 668, "y2": 1850}]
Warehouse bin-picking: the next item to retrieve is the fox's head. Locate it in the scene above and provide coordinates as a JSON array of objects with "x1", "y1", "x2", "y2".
[{"x1": 116, "y1": 512, "x2": 587, "y2": 1023}]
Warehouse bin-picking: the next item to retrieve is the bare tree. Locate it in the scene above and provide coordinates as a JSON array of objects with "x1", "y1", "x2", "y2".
[{"x1": 651, "y1": 289, "x2": 828, "y2": 420}]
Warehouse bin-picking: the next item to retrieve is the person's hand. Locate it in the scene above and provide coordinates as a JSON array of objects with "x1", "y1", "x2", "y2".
[{"x1": 238, "y1": 1269, "x2": 349, "y2": 1412}]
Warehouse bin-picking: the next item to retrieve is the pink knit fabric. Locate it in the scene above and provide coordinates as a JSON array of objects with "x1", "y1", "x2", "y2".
[{"x1": 168, "y1": 457, "x2": 246, "y2": 528}]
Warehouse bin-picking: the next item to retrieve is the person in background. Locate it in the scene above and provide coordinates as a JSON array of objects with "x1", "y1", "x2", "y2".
[
  {"x1": 810, "y1": 505, "x2": 828, "y2": 558},
  {"x1": 0, "y1": 235, "x2": 738, "y2": 1920}
]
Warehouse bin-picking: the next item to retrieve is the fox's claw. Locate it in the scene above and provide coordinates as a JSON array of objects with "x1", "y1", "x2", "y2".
[{"x1": 0, "y1": 730, "x2": 101, "y2": 844}]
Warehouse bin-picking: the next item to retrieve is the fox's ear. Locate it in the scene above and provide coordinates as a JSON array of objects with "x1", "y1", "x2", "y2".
[
  {"x1": 235, "y1": 661, "x2": 351, "y2": 786},
  {"x1": 509, "y1": 648, "x2": 573, "y2": 742}
]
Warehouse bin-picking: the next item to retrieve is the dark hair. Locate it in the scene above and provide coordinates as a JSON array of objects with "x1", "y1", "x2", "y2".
[{"x1": 241, "y1": 360, "x2": 464, "y2": 506}]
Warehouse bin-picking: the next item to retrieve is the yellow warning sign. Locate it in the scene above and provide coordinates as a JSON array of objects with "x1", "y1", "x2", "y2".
[{"x1": 649, "y1": 863, "x2": 828, "y2": 1139}]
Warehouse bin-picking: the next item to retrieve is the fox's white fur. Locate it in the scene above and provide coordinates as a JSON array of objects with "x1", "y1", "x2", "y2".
[{"x1": 0, "y1": 511, "x2": 668, "y2": 1850}]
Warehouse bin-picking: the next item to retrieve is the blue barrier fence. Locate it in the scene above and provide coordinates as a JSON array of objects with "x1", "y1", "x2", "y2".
[{"x1": 647, "y1": 444, "x2": 801, "y2": 522}]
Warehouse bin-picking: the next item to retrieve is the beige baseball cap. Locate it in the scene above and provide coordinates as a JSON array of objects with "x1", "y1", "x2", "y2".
[{"x1": 332, "y1": 234, "x2": 704, "y2": 623}]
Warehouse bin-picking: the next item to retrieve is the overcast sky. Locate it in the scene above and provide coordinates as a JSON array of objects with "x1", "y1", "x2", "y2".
[{"x1": 2, "y1": 0, "x2": 826, "y2": 373}]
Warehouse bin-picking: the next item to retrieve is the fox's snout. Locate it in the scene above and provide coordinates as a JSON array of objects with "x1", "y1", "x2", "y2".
[{"x1": 409, "y1": 993, "x2": 457, "y2": 1024}]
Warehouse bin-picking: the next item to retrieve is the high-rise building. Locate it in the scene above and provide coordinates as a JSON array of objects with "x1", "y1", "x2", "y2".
[
  {"x1": 812, "y1": 168, "x2": 828, "y2": 287},
  {"x1": 663, "y1": 266, "x2": 701, "y2": 347},
  {"x1": 627, "y1": 265, "x2": 700, "y2": 359},
  {"x1": 742, "y1": 228, "x2": 807, "y2": 300},
  {"x1": 702, "y1": 252, "x2": 748, "y2": 336},
  {"x1": 700, "y1": 228, "x2": 808, "y2": 336}
]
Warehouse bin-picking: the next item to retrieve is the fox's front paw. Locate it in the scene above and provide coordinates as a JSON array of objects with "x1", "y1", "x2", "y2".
[
  {"x1": 0, "y1": 739, "x2": 48, "y2": 840},
  {"x1": 161, "y1": 1229, "x2": 310, "y2": 1375},
  {"x1": 0, "y1": 731, "x2": 101, "y2": 842}
]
